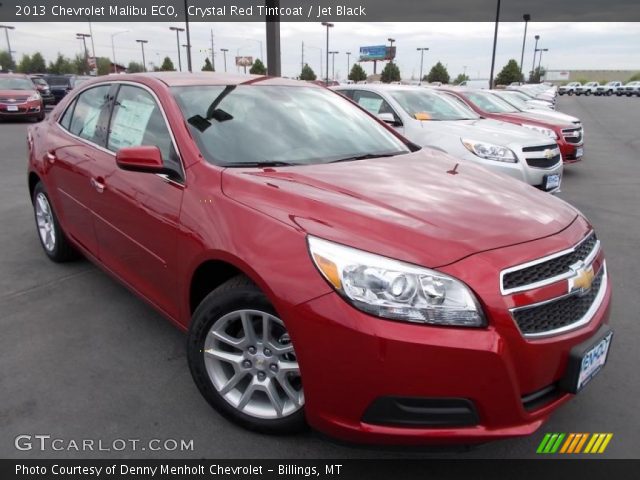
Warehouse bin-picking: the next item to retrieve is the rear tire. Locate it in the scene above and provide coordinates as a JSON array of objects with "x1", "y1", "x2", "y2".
[
  {"x1": 187, "y1": 275, "x2": 306, "y2": 434},
  {"x1": 32, "y1": 182, "x2": 77, "y2": 262}
]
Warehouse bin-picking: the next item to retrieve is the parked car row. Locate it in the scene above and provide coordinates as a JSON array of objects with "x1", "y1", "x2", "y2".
[
  {"x1": 559, "y1": 80, "x2": 640, "y2": 96},
  {"x1": 25, "y1": 72, "x2": 612, "y2": 446}
]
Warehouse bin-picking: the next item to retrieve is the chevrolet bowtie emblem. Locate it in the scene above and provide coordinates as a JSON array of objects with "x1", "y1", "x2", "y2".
[
  {"x1": 569, "y1": 264, "x2": 595, "y2": 295},
  {"x1": 544, "y1": 149, "x2": 555, "y2": 160}
]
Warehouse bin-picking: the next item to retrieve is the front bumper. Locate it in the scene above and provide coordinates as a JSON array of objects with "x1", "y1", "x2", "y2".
[
  {"x1": 559, "y1": 140, "x2": 583, "y2": 164},
  {"x1": 284, "y1": 220, "x2": 611, "y2": 445},
  {"x1": 0, "y1": 101, "x2": 43, "y2": 118}
]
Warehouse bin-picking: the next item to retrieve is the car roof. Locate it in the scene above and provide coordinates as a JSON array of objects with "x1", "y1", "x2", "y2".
[
  {"x1": 0, "y1": 73, "x2": 30, "y2": 79},
  {"x1": 334, "y1": 83, "x2": 437, "y2": 92},
  {"x1": 90, "y1": 72, "x2": 319, "y2": 88}
]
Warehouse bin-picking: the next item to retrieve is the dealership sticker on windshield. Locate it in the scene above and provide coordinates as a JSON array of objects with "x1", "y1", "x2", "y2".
[
  {"x1": 577, "y1": 332, "x2": 613, "y2": 391},
  {"x1": 545, "y1": 174, "x2": 561, "y2": 190}
]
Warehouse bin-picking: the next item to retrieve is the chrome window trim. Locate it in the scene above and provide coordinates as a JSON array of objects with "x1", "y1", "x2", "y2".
[
  {"x1": 54, "y1": 80, "x2": 185, "y2": 186},
  {"x1": 499, "y1": 232, "x2": 599, "y2": 295},
  {"x1": 510, "y1": 262, "x2": 607, "y2": 340}
]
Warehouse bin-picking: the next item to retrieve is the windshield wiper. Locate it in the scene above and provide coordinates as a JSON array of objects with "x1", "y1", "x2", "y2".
[
  {"x1": 222, "y1": 161, "x2": 298, "y2": 168},
  {"x1": 328, "y1": 152, "x2": 404, "y2": 163}
]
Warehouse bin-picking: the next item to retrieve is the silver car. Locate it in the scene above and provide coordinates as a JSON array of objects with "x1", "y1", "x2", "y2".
[
  {"x1": 333, "y1": 84, "x2": 563, "y2": 192},
  {"x1": 491, "y1": 90, "x2": 583, "y2": 128}
]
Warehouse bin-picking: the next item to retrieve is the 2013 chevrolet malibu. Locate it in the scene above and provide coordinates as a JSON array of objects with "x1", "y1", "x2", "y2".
[{"x1": 27, "y1": 73, "x2": 613, "y2": 445}]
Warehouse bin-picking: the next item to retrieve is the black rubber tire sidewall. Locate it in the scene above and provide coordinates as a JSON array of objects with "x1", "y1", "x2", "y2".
[{"x1": 187, "y1": 276, "x2": 307, "y2": 434}]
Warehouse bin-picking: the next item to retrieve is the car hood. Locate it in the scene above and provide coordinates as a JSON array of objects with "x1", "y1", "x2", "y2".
[
  {"x1": 522, "y1": 109, "x2": 579, "y2": 125},
  {"x1": 0, "y1": 89, "x2": 37, "y2": 97},
  {"x1": 221, "y1": 149, "x2": 578, "y2": 268},
  {"x1": 498, "y1": 111, "x2": 570, "y2": 128},
  {"x1": 411, "y1": 118, "x2": 550, "y2": 147}
]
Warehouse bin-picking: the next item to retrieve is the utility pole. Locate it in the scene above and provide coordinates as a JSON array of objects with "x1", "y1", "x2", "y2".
[
  {"x1": 169, "y1": 26, "x2": 185, "y2": 71},
  {"x1": 488, "y1": 0, "x2": 501, "y2": 89},
  {"x1": 301, "y1": 41, "x2": 304, "y2": 72},
  {"x1": 136, "y1": 39, "x2": 148, "y2": 72},
  {"x1": 220, "y1": 48, "x2": 228, "y2": 72},
  {"x1": 537, "y1": 48, "x2": 548, "y2": 81},
  {"x1": 184, "y1": 0, "x2": 192, "y2": 72},
  {"x1": 519, "y1": 14, "x2": 531, "y2": 82},
  {"x1": 417, "y1": 47, "x2": 429, "y2": 84},
  {"x1": 329, "y1": 51, "x2": 339, "y2": 80},
  {"x1": 210, "y1": 28, "x2": 215, "y2": 71},
  {"x1": 346, "y1": 51, "x2": 351, "y2": 78},
  {"x1": 111, "y1": 30, "x2": 129, "y2": 74},
  {"x1": 76, "y1": 33, "x2": 91, "y2": 75},
  {"x1": 86, "y1": 17, "x2": 96, "y2": 73}
]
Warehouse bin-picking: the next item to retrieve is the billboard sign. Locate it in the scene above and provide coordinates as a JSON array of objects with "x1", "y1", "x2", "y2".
[
  {"x1": 235, "y1": 56, "x2": 253, "y2": 67},
  {"x1": 359, "y1": 46, "x2": 396, "y2": 62}
]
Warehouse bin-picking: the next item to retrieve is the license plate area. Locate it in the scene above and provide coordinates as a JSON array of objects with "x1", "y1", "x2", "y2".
[
  {"x1": 6, "y1": 105, "x2": 19, "y2": 111},
  {"x1": 544, "y1": 174, "x2": 561, "y2": 191},
  {"x1": 576, "y1": 147, "x2": 584, "y2": 158},
  {"x1": 560, "y1": 327, "x2": 613, "y2": 394}
]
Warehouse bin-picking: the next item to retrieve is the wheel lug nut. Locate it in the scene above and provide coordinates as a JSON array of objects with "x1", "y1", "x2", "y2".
[
  {"x1": 248, "y1": 346, "x2": 256, "y2": 354},
  {"x1": 242, "y1": 360, "x2": 251, "y2": 368},
  {"x1": 264, "y1": 348, "x2": 272, "y2": 356},
  {"x1": 270, "y1": 364, "x2": 278, "y2": 372},
  {"x1": 257, "y1": 372, "x2": 266, "y2": 380}
]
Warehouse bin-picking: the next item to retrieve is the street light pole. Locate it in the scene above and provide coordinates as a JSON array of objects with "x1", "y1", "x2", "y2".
[
  {"x1": 220, "y1": 48, "x2": 228, "y2": 72},
  {"x1": 169, "y1": 26, "x2": 185, "y2": 72},
  {"x1": 519, "y1": 14, "x2": 531, "y2": 82},
  {"x1": 76, "y1": 33, "x2": 91, "y2": 75},
  {"x1": 0, "y1": 24, "x2": 15, "y2": 70},
  {"x1": 111, "y1": 30, "x2": 129, "y2": 73},
  {"x1": 537, "y1": 48, "x2": 548, "y2": 81},
  {"x1": 329, "y1": 51, "x2": 339, "y2": 80},
  {"x1": 86, "y1": 17, "x2": 96, "y2": 72},
  {"x1": 531, "y1": 34, "x2": 540, "y2": 82},
  {"x1": 346, "y1": 51, "x2": 351, "y2": 78},
  {"x1": 184, "y1": 0, "x2": 192, "y2": 72},
  {"x1": 321, "y1": 22, "x2": 333, "y2": 84},
  {"x1": 417, "y1": 47, "x2": 429, "y2": 84},
  {"x1": 136, "y1": 39, "x2": 148, "y2": 72},
  {"x1": 488, "y1": 0, "x2": 501, "y2": 89}
]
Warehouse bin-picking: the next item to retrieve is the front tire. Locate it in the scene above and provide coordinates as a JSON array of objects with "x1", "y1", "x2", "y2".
[
  {"x1": 32, "y1": 182, "x2": 77, "y2": 262},
  {"x1": 187, "y1": 276, "x2": 306, "y2": 434}
]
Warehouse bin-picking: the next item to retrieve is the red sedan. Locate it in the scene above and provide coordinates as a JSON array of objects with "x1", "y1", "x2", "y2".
[
  {"x1": 0, "y1": 73, "x2": 45, "y2": 122},
  {"x1": 27, "y1": 73, "x2": 612, "y2": 444},
  {"x1": 438, "y1": 88, "x2": 584, "y2": 163}
]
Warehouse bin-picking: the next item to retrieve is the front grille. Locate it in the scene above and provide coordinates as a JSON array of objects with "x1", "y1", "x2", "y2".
[
  {"x1": 512, "y1": 267, "x2": 604, "y2": 336},
  {"x1": 0, "y1": 96, "x2": 29, "y2": 103},
  {"x1": 562, "y1": 127, "x2": 583, "y2": 144},
  {"x1": 522, "y1": 144, "x2": 561, "y2": 170},
  {"x1": 502, "y1": 232, "x2": 597, "y2": 291}
]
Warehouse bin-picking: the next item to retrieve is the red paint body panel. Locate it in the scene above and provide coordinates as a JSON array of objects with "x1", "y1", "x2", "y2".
[{"x1": 27, "y1": 73, "x2": 611, "y2": 445}]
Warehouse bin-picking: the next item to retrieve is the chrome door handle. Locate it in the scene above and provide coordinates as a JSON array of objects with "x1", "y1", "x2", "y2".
[
  {"x1": 46, "y1": 152, "x2": 56, "y2": 163},
  {"x1": 90, "y1": 178, "x2": 105, "y2": 193}
]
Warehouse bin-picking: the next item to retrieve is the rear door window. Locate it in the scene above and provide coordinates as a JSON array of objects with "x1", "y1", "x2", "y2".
[{"x1": 66, "y1": 85, "x2": 111, "y2": 145}]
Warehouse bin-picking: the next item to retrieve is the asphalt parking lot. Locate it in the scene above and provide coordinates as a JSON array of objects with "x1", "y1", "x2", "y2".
[{"x1": 1, "y1": 96, "x2": 638, "y2": 459}]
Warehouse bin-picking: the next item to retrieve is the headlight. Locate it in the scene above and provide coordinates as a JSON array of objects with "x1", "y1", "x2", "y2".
[
  {"x1": 520, "y1": 123, "x2": 558, "y2": 139},
  {"x1": 461, "y1": 138, "x2": 517, "y2": 163},
  {"x1": 308, "y1": 236, "x2": 485, "y2": 327},
  {"x1": 27, "y1": 92, "x2": 41, "y2": 101}
]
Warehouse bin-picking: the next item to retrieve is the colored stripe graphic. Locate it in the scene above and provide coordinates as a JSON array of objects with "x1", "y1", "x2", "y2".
[{"x1": 538, "y1": 433, "x2": 613, "y2": 454}]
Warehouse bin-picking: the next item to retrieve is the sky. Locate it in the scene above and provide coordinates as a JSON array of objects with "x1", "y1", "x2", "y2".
[{"x1": 2, "y1": 22, "x2": 639, "y2": 79}]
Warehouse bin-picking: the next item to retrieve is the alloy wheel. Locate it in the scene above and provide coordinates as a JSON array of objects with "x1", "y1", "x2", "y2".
[{"x1": 35, "y1": 192, "x2": 56, "y2": 252}]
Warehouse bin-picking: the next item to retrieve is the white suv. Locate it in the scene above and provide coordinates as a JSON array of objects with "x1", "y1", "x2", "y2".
[{"x1": 620, "y1": 81, "x2": 640, "y2": 97}]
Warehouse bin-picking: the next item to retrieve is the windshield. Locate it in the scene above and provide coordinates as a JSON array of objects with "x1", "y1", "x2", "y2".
[
  {"x1": 32, "y1": 78, "x2": 47, "y2": 86},
  {"x1": 493, "y1": 92, "x2": 528, "y2": 110},
  {"x1": 172, "y1": 85, "x2": 411, "y2": 166},
  {"x1": 45, "y1": 76, "x2": 71, "y2": 87},
  {"x1": 389, "y1": 89, "x2": 479, "y2": 120},
  {"x1": 465, "y1": 91, "x2": 519, "y2": 113},
  {"x1": 0, "y1": 77, "x2": 35, "y2": 90}
]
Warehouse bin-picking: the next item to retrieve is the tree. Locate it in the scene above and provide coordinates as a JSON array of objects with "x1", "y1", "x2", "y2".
[
  {"x1": 299, "y1": 63, "x2": 316, "y2": 81},
  {"x1": 47, "y1": 53, "x2": 74, "y2": 75},
  {"x1": 426, "y1": 61, "x2": 450, "y2": 84},
  {"x1": 17, "y1": 54, "x2": 32, "y2": 73},
  {"x1": 72, "y1": 53, "x2": 88, "y2": 75},
  {"x1": 201, "y1": 57, "x2": 214, "y2": 71},
  {"x1": 249, "y1": 58, "x2": 266, "y2": 75},
  {"x1": 627, "y1": 72, "x2": 640, "y2": 82},
  {"x1": 529, "y1": 66, "x2": 546, "y2": 83},
  {"x1": 127, "y1": 61, "x2": 144, "y2": 73},
  {"x1": 30, "y1": 52, "x2": 47, "y2": 73},
  {"x1": 453, "y1": 73, "x2": 470, "y2": 85},
  {"x1": 380, "y1": 62, "x2": 401, "y2": 83},
  {"x1": 97, "y1": 57, "x2": 112, "y2": 76},
  {"x1": 496, "y1": 59, "x2": 523, "y2": 85},
  {"x1": 160, "y1": 56, "x2": 175, "y2": 71},
  {"x1": 348, "y1": 63, "x2": 367, "y2": 82},
  {"x1": 0, "y1": 50, "x2": 15, "y2": 72}
]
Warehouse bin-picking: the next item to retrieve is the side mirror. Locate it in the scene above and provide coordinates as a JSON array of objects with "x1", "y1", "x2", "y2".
[
  {"x1": 116, "y1": 146, "x2": 166, "y2": 174},
  {"x1": 378, "y1": 112, "x2": 399, "y2": 126}
]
